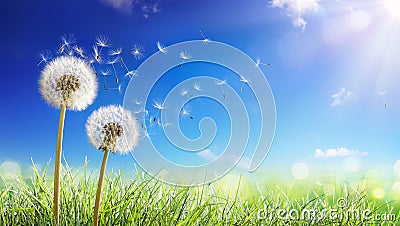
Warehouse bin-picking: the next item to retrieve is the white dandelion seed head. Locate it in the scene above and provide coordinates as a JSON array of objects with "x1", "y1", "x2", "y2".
[
  {"x1": 39, "y1": 55, "x2": 98, "y2": 111},
  {"x1": 86, "y1": 105, "x2": 140, "y2": 154}
]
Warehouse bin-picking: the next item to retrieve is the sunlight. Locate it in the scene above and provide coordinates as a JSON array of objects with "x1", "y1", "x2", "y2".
[{"x1": 384, "y1": 0, "x2": 400, "y2": 19}]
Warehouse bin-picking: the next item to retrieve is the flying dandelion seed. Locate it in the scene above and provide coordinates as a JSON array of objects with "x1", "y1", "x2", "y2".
[
  {"x1": 134, "y1": 108, "x2": 143, "y2": 114},
  {"x1": 95, "y1": 35, "x2": 110, "y2": 48},
  {"x1": 73, "y1": 45, "x2": 87, "y2": 58},
  {"x1": 179, "y1": 51, "x2": 191, "y2": 67},
  {"x1": 36, "y1": 50, "x2": 53, "y2": 66},
  {"x1": 58, "y1": 34, "x2": 76, "y2": 54},
  {"x1": 180, "y1": 105, "x2": 192, "y2": 119},
  {"x1": 129, "y1": 43, "x2": 145, "y2": 60},
  {"x1": 109, "y1": 47, "x2": 122, "y2": 56},
  {"x1": 156, "y1": 41, "x2": 168, "y2": 54},
  {"x1": 125, "y1": 70, "x2": 137, "y2": 79},
  {"x1": 216, "y1": 80, "x2": 227, "y2": 99},
  {"x1": 153, "y1": 100, "x2": 166, "y2": 111},
  {"x1": 180, "y1": 51, "x2": 191, "y2": 60},
  {"x1": 240, "y1": 76, "x2": 249, "y2": 91},
  {"x1": 92, "y1": 45, "x2": 101, "y2": 63},
  {"x1": 180, "y1": 89, "x2": 188, "y2": 96},
  {"x1": 200, "y1": 30, "x2": 211, "y2": 44},
  {"x1": 100, "y1": 68, "x2": 111, "y2": 90},
  {"x1": 106, "y1": 57, "x2": 119, "y2": 83},
  {"x1": 193, "y1": 82, "x2": 202, "y2": 91},
  {"x1": 134, "y1": 98, "x2": 142, "y2": 106},
  {"x1": 108, "y1": 84, "x2": 123, "y2": 94},
  {"x1": 162, "y1": 122, "x2": 172, "y2": 128},
  {"x1": 39, "y1": 55, "x2": 98, "y2": 225},
  {"x1": 380, "y1": 91, "x2": 388, "y2": 108},
  {"x1": 86, "y1": 105, "x2": 139, "y2": 226},
  {"x1": 255, "y1": 57, "x2": 271, "y2": 68},
  {"x1": 118, "y1": 57, "x2": 130, "y2": 72}
]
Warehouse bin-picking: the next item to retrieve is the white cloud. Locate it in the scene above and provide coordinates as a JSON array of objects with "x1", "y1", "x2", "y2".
[
  {"x1": 197, "y1": 149, "x2": 217, "y2": 161},
  {"x1": 0, "y1": 161, "x2": 21, "y2": 180},
  {"x1": 99, "y1": 0, "x2": 161, "y2": 16},
  {"x1": 271, "y1": 0, "x2": 321, "y2": 30},
  {"x1": 312, "y1": 147, "x2": 368, "y2": 158},
  {"x1": 99, "y1": 0, "x2": 135, "y2": 14},
  {"x1": 331, "y1": 88, "x2": 352, "y2": 106}
]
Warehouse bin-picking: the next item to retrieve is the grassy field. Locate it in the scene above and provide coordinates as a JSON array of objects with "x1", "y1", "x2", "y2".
[{"x1": 0, "y1": 160, "x2": 399, "y2": 225}]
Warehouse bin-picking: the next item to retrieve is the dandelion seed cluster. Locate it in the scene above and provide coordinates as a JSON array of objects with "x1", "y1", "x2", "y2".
[
  {"x1": 39, "y1": 55, "x2": 98, "y2": 111},
  {"x1": 86, "y1": 105, "x2": 140, "y2": 154}
]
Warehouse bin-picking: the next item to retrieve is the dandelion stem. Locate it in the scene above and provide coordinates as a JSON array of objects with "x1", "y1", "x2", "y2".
[
  {"x1": 53, "y1": 105, "x2": 66, "y2": 226},
  {"x1": 93, "y1": 150, "x2": 110, "y2": 226}
]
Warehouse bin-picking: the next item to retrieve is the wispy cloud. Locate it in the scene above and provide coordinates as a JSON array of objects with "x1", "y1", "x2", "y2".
[
  {"x1": 99, "y1": 0, "x2": 161, "y2": 17},
  {"x1": 99, "y1": 0, "x2": 135, "y2": 14},
  {"x1": 270, "y1": 0, "x2": 321, "y2": 30},
  {"x1": 197, "y1": 149, "x2": 217, "y2": 161},
  {"x1": 312, "y1": 147, "x2": 367, "y2": 158},
  {"x1": 331, "y1": 88, "x2": 352, "y2": 107}
]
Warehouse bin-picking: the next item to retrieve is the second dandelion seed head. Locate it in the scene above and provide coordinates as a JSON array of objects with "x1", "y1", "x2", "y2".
[{"x1": 86, "y1": 105, "x2": 140, "y2": 154}]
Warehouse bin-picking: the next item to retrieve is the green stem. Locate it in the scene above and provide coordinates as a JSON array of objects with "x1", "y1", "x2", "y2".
[
  {"x1": 94, "y1": 150, "x2": 110, "y2": 226},
  {"x1": 54, "y1": 105, "x2": 66, "y2": 226}
]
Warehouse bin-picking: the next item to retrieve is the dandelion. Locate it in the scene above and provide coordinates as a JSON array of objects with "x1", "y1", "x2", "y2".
[
  {"x1": 38, "y1": 55, "x2": 98, "y2": 225},
  {"x1": 156, "y1": 41, "x2": 168, "y2": 54},
  {"x1": 240, "y1": 76, "x2": 249, "y2": 91},
  {"x1": 86, "y1": 105, "x2": 139, "y2": 226},
  {"x1": 129, "y1": 43, "x2": 145, "y2": 60},
  {"x1": 36, "y1": 50, "x2": 53, "y2": 66}
]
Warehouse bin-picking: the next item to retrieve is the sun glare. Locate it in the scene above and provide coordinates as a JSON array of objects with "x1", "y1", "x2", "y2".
[{"x1": 384, "y1": 0, "x2": 400, "y2": 19}]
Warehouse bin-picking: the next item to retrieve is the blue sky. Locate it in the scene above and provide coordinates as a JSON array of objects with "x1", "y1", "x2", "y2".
[{"x1": 0, "y1": 0, "x2": 400, "y2": 181}]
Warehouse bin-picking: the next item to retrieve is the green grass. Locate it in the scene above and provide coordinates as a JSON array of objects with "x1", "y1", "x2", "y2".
[{"x1": 0, "y1": 160, "x2": 399, "y2": 225}]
